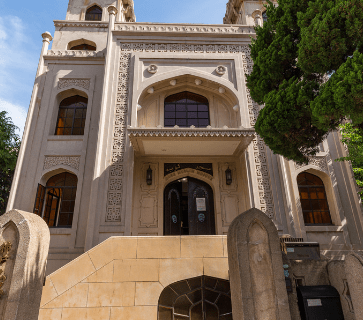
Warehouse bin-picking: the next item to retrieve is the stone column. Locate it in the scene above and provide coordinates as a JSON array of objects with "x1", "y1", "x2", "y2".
[
  {"x1": 0, "y1": 210, "x2": 50, "y2": 320},
  {"x1": 85, "y1": 6, "x2": 118, "y2": 251},
  {"x1": 345, "y1": 252, "x2": 363, "y2": 320},
  {"x1": 6, "y1": 32, "x2": 52, "y2": 212},
  {"x1": 227, "y1": 208, "x2": 291, "y2": 320}
]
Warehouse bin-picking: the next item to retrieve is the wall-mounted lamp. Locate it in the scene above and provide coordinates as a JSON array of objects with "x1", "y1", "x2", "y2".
[
  {"x1": 146, "y1": 165, "x2": 153, "y2": 185},
  {"x1": 225, "y1": 167, "x2": 232, "y2": 185}
]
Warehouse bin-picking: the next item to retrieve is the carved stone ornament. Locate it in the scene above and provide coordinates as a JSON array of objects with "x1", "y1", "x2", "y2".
[
  {"x1": 116, "y1": 23, "x2": 255, "y2": 35},
  {"x1": 44, "y1": 156, "x2": 80, "y2": 171},
  {"x1": 46, "y1": 50, "x2": 105, "y2": 58},
  {"x1": 294, "y1": 156, "x2": 328, "y2": 173},
  {"x1": 216, "y1": 65, "x2": 227, "y2": 75},
  {"x1": 0, "y1": 242, "x2": 12, "y2": 264},
  {"x1": 58, "y1": 78, "x2": 90, "y2": 90},
  {"x1": 147, "y1": 64, "x2": 158, "y2": 74},
  {"x1": 0, "y1": 241, "x2": 12, "y2": 299}
]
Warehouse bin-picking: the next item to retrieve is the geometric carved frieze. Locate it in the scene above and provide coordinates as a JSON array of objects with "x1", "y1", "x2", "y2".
[
  {"x1": 43, "y1": 156, "x2": 80, "y2": 171},
  {"x1": 58, "y1": 78, "x2": 90, "y2": 90},
  {"x1": 294, "y1": 156, "x2": 328, "y2": 173},
  {"x1": 241, "y1": 47, "x2": 275, "y2": 219},
  {"x1": 116, "y1": 23, "x2": 255, "y2": 35}
]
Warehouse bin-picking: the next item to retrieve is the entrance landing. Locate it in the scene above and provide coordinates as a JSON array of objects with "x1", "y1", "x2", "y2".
[{"x1": 39, "y1": 236, "x2": 228, "y2": 320}]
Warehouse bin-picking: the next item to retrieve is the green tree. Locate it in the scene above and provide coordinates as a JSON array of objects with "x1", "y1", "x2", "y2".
[
  {"x1": 247, "y1": 0, "x2": 363, "y2": 164},
  {"x1": 336, "y1": 123, "x2": 363, "y2": 199},
  {"x1": 0, "y1": 111, "x2": 21, "y2": 214}
]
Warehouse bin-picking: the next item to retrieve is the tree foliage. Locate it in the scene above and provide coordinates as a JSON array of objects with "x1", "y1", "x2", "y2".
[
  {"x1": 247, "y1": 0, "x2": 363, "y2": 164},
  {"x1": 336, "y1": 123, "x2": 363, "y2": 199},
  {"x1": 0, "y1": 111, "x2": 21, "y2": 214}
]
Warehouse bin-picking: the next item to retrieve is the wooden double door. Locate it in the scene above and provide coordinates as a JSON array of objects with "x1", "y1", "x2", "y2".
[{"x1": 164, "y1": 177, "x2": 215, "y2": 235}]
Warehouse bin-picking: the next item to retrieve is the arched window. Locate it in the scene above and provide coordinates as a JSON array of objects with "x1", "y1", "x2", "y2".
[
  {"x1": 158, "y1": 276, "x2": 232, "y2": 319},
  {"x1": 55, "y1": 95, "x2": 87, "y2": 135},
  {"x1": 262, "y1": 10, "x2": 268, "y2": 22},
  {"x1": 85, "y1": 5, "x2": 102, "y2": 21},
  {"x1": 70, "y1": 43, "x2": 96, "y2": 51},
  {"x1": 164, "y1": 91, "x2": 210, "y2": 128},
  {"x1": 68, "y1": 39, "x2": 97, "y2": 51},
  {"x1": 33, "y1": 172, "x2": 78, "y2": 227},
  {"x1": 297, "y1": 172, "x2": 332, "y2": 225}
]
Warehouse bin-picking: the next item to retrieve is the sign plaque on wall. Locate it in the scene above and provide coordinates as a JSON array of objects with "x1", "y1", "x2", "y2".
[
  {"x1": 164, "y1": 163, "x2": 213, "y2": 176},
  {"x1": 196, "y1": 198, "x2": 206, "y2": 211}
]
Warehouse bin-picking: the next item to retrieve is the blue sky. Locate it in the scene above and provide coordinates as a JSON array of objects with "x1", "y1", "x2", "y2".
[{"x1": 1, "y1": 0, "x2": 228, "y2": 136}]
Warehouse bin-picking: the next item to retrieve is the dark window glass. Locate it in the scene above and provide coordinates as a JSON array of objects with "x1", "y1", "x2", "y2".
[
  {"x1": 70, "y1": 43, "x2": 96, "y2": 51},
  {"x1": 85, "y1": 5, "x2": 102, "y2": 21},
  {"x1": 262, "y1": 11, "x2": 268, "y2": 22},
  {"x1": 55, "y1": 95, "x2": 87, "y2": 136},
  {"x1": 297, "y1": 172, "x2": 332, "y2": 225},
  {"x1": 158, "y1": 276, "x2": 232, "y2": 319},
  {"x1": 164, "y1": 91, "x2": 210, "y2": 128},
  {"x1": 33, "y1": 172, "x2": 78, "y2": 228}
]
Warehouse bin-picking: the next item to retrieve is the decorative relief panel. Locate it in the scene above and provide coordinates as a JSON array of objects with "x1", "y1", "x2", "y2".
[
  {"x1": 294, "y1": 156, "x2": 328, "y2": 173},
  {"x1": 241, "y1": 48, "x2": 275, "y2": 219},
  {"x1": 44, "y1": 156, "x2": 80, "y2": 171},
  {"x1": 58, "y1": 78, "x2": 90, "y2": 90},
  {"x1": 219, "y1": 163, "x2": 240, "y2": 227},
  {"x1": 138, "y1": 195, "x2": 158, "y2": 228},
  {"x1": 105, "y1": 50, "x2": 131, "y2": 222}
]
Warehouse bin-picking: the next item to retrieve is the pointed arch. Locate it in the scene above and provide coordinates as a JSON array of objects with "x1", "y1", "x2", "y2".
[
  {"x1": 67, "y1": 39, "x2": 96, "y2": 51},
  {"x1": 85, "y1": 4, "x2": 102, "y2": 21}
]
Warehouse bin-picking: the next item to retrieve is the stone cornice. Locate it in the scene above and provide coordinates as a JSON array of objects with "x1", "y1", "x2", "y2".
[
  {"x1": 44, "y1": 50, "x2": 105, "y2": 60},
  {"x1": 115, "y1": 23, "x2": 255, "y2": 36},
  {"x1": 128, "y1": 126, "x2": 255, "y2": 138},
  {"x1": 54, "y1": 20, "x2": 108, "y2": 28}
]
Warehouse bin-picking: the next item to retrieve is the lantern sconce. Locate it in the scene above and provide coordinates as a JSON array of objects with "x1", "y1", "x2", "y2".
[
  {"x1": 225, "y1": 167, "x2": 232, "y2": 185},
  {"x1": 146, "y1": 165, "x2": 153, "y2": 185}
]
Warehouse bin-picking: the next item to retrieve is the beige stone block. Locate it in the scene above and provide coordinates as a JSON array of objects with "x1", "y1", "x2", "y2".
[
  {"x1": 203, "y1": 258, "x2": 229, "y2": 280},
  {"x1": 87, "y1": 282, "x2": 135, "y2": 307},
  {"x1": 62, "y1": 307, "x2": 110, "y2": 320},
  {"x1": 38, "y1": 308, "x2": 62, "y2": 320},
  {"x1": 137, "y1": 236, "x2": 180, "y2": 259},
  {"x1": 223, "y1": 236, "x2": 228, "y2": 257},
  {"x1": 181, "y1": 236, "x2": 224, "y2": 258},
  {"x1": 83, "y1": 261, "x2": 114, "y2": 283},
  {"x1": 159, "y1": 258, "x2": 203, "y2": 287},
  {"x1": 88, "y1": 238, "x2": 113, "y2": 270},
  {"x1": 114, "y1": 259, "x2": 159, "y2": 282},
  {"x1": 110, "y1": 306, "x2": 157, "y2": 320},
  {"x1": 50, "y1": 253, "x2": 96, "y2": 295},
  {"x1": 43, "y1": 283, "x2": 89, "y2": 308},
  {"x1": 112, "y1": 237, "x2": 138, "y2": 260},
  {"x1": 135, "y1": 282, "x2": 164, "y2": 306},
  {"x1": 40, "y1": 278, "x2": 58, "y2": 307}
]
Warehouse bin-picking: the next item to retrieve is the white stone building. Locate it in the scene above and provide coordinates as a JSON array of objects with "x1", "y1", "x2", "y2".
[{"x1": 5, "y1": 1, "x2": 363, "y2": 318}]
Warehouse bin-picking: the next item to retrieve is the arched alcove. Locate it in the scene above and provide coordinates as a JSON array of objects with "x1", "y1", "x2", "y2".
[
  {"x1": 158, "y1": 275, "x2": 233, "y2": 320},
  {"x1": 137, "y1": 74, "x2": 240, "y2": 129},
  {"x1": 67, "y1": 39, "x2": 97, "y2": 51}
]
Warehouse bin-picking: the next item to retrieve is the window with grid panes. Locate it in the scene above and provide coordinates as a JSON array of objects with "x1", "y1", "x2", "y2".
[
  {"x1": 297, "y1": 172, "x2": 332, "y2": 225},
  {"x1": 55, "y1": 95, "x2": 87, "y2": 135},
  {"x1": 164, "y1": 92, "x2": 210, "y2": 128},
  {"x1": 33, "y1": 173, "x2": 77, "y2": 227},
  {"x1": 85, "y1": 5, "x2": 102, "y2": 21}
]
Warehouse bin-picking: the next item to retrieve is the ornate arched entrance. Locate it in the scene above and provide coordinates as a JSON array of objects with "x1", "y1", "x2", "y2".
[
  {"x1": 164, "y1": 177, "x2": 215, "y2": 235},
  {"x1": 158, "y1": 276, "x2": 233, "y2": 320}
]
